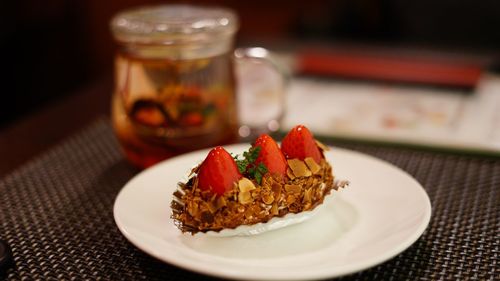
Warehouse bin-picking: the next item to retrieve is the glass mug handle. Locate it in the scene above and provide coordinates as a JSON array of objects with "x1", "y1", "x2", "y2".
[{"x1": 233, "y1": 47, "x2": 290, "y2": 141}]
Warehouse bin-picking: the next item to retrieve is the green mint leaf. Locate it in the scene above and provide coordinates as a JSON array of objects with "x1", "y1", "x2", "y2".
[
  {"x1": 257, "y1": 163, "x2": 268, "y2": 174},
  {"x1": 254, "y1": 171, "x2": 263, "y2": 185},
  {"x1": 236, "y1": 161, "x2": 246, "y2": 174},
  {"x1": 248, "y1": 146, "x2": 261, "y2": 163},
  {"x1": 247, "y1": 166, "x2": 255, "y2": 175},
  {"x1": 253, "y1": 163, "x2": 268, "y2": 184},
  {"x1": 232, "y1": 146, "x2": 269, "y2": 183}
]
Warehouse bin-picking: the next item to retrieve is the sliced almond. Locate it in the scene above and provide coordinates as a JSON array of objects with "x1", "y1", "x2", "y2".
[
  {"x1": 315, "y1": 140, "x2": 330, "y2": 151},
  {"x1": 303, "y1": 188, "x2": 312, "y2": 203},
  {"x1": 237, "y1": 205, "x2": 246, "y2": 213},
  {"x1": 312, "y1": 178, "x2": 319, "y2": 186},
  {"x1": 262, "y1": 175, "x2": 273, "y2": 187},
  {"x1": 215, "y1": 196, "x2": 227, "y2": 209},
  {"x1": 284, "y1": 184, "x2": 301, "y2": 194},
  {"x1": 271, "y1": 182, "x2": 282, "y2": 199},
  {"x1": 271, "y1": 203, "x2": 279, "y2": 215},
  {"x1": 306, "y1": 176, "x2": 314, "y2": 187},
  {"x1": 286, "y1": 168, "x2": 296, "y2": 180},
  {"x1": 287, "y1": 159, "x2": 312, "y2": 178},
  {"x1": 303, "y1": 202, "x2": 312, "y2": 211},
  {"x1": 238, "y1": 191, "x2": 253, "y2": 204},
  {"x1": 304, "y1": 157, "x2": 321, "y2": 174},
  {"x1": 244, "y1": 207, "x2": 254, "y2": 219},
  {"x1": 262, "y1": 192, "x2": 274, "y2": 205},
  {"x1": 170, "y1": 200, "x2": 183, "y2": 213},
  {"x1": 251, "y1": 190, "x2": 260, "y2": 199},
  {"x1": 187, "y1": 201, "x2": 199, "y2": 217},
  {"x1": 238, "y1": 178, "x2": 256, "y2": 192},
  {"x1": 258, "y1": 210, "x2": 269, "y2": 219}
]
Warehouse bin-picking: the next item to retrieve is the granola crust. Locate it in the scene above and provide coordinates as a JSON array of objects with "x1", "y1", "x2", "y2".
[{"x1": 171, "y1": 158, "x2": 344, "y2": 234}]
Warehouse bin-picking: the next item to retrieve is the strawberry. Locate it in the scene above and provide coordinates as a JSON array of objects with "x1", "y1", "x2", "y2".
[
  {"x1": 197, "y1": 146, "x2": 242, "y2": 195},
  {"x1": 253, "y1": 134, "x2": 287, "y2": 176},
  {"x1": 281, "y1": 125, "x2": 322, "y2": 163}
]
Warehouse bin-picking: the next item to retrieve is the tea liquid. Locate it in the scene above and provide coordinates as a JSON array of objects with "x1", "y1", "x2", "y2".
[{"x1": 112, "y1": 52, "x2": 239, "y2": 168}]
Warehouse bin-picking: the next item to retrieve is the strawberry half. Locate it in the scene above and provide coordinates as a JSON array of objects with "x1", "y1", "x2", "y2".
[
  {"x1": 197, "y1": 146, "x2": 242, "y2": 195},
  {"x1": 281, "y1": 125, "x2": 322, "y2": 163},
  {"x1": 253, "y1": 134, "x2": 287, "y2": 177}
]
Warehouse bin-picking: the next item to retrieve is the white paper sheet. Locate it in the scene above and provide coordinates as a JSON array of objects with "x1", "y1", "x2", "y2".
[{"x1": 283, "y1": 75, "x2": 500, "y2": 153}]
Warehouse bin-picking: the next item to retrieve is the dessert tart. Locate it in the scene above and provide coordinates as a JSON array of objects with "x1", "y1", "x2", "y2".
[{"x1": 171, "y1": 125, "x2": 348, "y2": 236}]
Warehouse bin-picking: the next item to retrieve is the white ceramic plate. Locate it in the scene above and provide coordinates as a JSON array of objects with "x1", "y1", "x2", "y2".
[{"x1": 114, "y1": 144, "x2": 431, "y2": 280}]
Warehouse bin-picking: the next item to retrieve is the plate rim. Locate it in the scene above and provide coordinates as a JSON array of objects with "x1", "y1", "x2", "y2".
[{"x1": 113, "y1": 144, "x2": 432, "y2": 280}]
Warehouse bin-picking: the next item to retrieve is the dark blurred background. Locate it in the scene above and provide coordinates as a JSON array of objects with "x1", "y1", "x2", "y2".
[{"x1": 1, "y1": 0, "x2": 500, "y2": 128}]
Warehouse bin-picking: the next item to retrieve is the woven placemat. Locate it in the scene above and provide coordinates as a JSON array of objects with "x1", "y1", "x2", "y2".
[{"x1": 0, "y1": 118, "x2": 498, "y2": 280}]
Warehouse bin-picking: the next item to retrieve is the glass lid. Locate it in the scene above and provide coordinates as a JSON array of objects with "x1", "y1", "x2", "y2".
[{"x1": 111, "y1": 5, "x2": 239, "y2": 45}]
